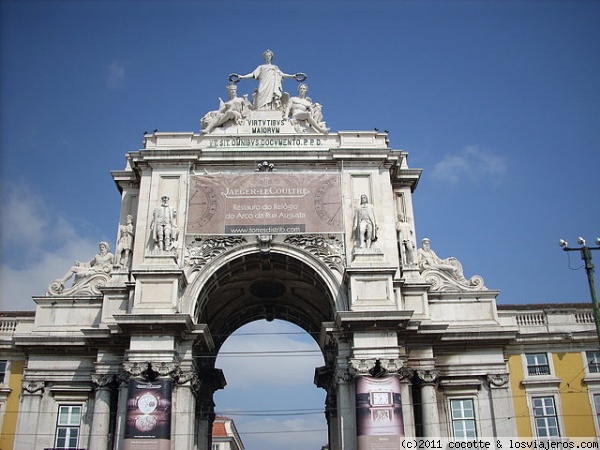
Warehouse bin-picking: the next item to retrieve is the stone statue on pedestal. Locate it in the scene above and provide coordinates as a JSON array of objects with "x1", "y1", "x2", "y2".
[
  {"x1": 114, "y1": 215, "x2": 135, "y2": 268},
  {"x1": 151, "y1": 196, "x2": 178, "y2": 252},
  {"x1": 48, "y1": 242, "x2": 114, "y2": 295},
  {"x1": 229, "y1": 49, "x2": 306, "y2": 110},
  {"x1": 417, "y1": 238, "x2": 487, "y2": 291},
  {"x1": 283, "y1": 83, "x2": 328, "y2": 134},
  {"x1": 396, "y1": 214, "x2": 415, "y2": 267},
  {"x1": 417, "y1": 238, "x2": 467, "y2": 282},
  {"x1": 353, "y1": 195, "x2": 377, "y2": 249},
  {"x1": 201, "y1": 83, "x2": 252, "y2": 134}
]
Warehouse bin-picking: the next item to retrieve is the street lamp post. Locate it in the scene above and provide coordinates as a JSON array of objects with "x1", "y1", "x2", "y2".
[{"x1": 559, "y1": 237, "x2": 600, "y2": 345}]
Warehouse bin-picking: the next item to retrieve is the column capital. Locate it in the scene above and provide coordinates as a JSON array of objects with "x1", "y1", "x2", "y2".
[
  {"x1": 22, "y1": 380, "x2": 45, "y2": 394},
  {"x1": 91, "y1": 373, "x2": 116, "y2": 390},
  {"x1": 486, "y1": 373, "x2": 509, "y2": 388},
  {"x1": 122, "y1": 361, "x2": 181, "y2": 380},
  {"x1": 349, "y1": 358, "x2": 406, "y2": 377},
  {"x1": 175, "y1": 370, "x2": 201, "y2": 394},
  {"x1": 416, "y1": 369, "x2": 439, "y2": 385}
]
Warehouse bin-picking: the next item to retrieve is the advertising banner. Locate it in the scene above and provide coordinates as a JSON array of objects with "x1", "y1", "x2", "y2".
[
  {"x1": 124, "y1": 379, "x2": 172, "y2": 450},
  {"x1": 186, "y1": 172, "x2": 342, "y2": 235},
  {"x1": 356, "y1": 376, "x2": 404, "y2": 450}
]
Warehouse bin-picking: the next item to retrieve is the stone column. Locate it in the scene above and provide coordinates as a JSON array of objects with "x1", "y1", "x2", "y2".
[
  {"x1": 314, "y1": 365, "x2": 338, "y2": 450},
  {"x1": 337, "y1": 371, "x2": 357, "y2": 450},
  {"x1": 417, "y1": 370, "x2": 440, "y2": 437},
  {"x1": 13, "y1": 381, "x2": 45, "y2": 450},
  {"x1": 114, "y1": 370, "x2": 134, "y2": 450},
  {"x1": 398, "y1": 367, "x2": 415, "y2": 436},
  {"x1": 89, "y1": 374, "x2": 115, "y2": 450},
  {"x1": 173, "y1": 370, "x2": 199, "y2": 450},
  {"x1": 486, "y1": 374, "x2": 516, "y2": 436},
  {"x1": 196, "y1": 368, "x2": 226, "y2": 450}
]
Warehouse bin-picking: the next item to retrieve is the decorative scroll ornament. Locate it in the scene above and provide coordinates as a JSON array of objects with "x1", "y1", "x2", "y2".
[
  {"x1": 284, "y1": 234, "x2": 345, "y2": 273},
  {"x1": 421, "y1": 269, "x2": 486, "y2": 292},
  {"x1": 47, "y1": 272, "x2": 110, "y2": 296},
  {"x1": 184, "y1": 236, "x2": 247, "y2": 271},
  {"x1": 487, "y1": 373, "x2": 509, "y2": 388}
]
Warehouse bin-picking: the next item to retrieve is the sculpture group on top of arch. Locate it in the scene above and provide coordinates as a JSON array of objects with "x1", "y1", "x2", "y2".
[{"x1": 200, "y1": 49, "x2": 328, "y2": 135}]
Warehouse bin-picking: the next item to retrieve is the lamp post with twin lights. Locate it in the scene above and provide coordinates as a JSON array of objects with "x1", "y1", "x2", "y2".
[{"x1": 559, "y1": 237, "x2": 600, "y2": 344}]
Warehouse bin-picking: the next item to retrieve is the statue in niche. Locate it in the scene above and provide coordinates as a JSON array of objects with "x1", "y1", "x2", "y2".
[
  {"x1": 53, "y1": 242, "x2": 114, "y2": 291},
  {"x1": 201, "y1": 83, "x2": 252, "y2": 134},
  {"x1": 396, "y1": 213, "x2": 416, "y2": 267},
  {"x1": 114, "y1": 215, "x2": 135, "y2": 268},
  {"x1": 353, "y1": 194, "x2": 377, "y2": 249},
  {"x1": 283, "y1": 83, "x2": 328, "y2": 134},
  {"x1": 230, "y1": 49, "x2": 306, "y2": 110},
  {"x1": 417, "y1": 238, "x2": 468, "y2": 283},
  {"x1": 151, "y1": 196, "x2": 179, "y2": 252}
]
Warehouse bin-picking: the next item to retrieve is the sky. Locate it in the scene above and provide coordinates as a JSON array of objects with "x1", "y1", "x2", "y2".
[{"x1": 1, "y1": 1, "x2": 599, "y2": 449}]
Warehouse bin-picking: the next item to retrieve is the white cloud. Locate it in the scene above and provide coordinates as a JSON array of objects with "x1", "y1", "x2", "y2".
[
  {"x1": 107, "y1": 61, "x2": 125, "y2": 89},
  {"x1": 0, "y1": 185, "x2": 99, "y2": 310},
  {"x1": 431, "y1": 145, "x2": 506, "y2": 184}
]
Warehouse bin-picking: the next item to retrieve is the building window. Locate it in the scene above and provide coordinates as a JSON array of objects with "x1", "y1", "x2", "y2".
[
  {"x1": 450, "y1": 398, "x2": 477, "y2": 439},
  {"x1": 0, "y1": 361, "x2": 6, "y2": 384},
  {"x1": 594, "y1": 394, "x2": 600, "y2": 428},
  {"x1": 532, "y1": 396, "x2": 560, "y2": 438},
  {"x1": 586, "y1": 351, "x2": 600, "y2": 373},
  {"x1": 212, "y1": 444, "x2": 220, "y2": 450},
  {"x1": 526, "y1": 353, "x2": 550, "y2": 376},
  {"x1": 54, "y1": 405, "x2": 82, "y2": 449}
]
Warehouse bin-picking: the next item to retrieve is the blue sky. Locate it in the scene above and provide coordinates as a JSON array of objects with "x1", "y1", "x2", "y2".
[{"x1": 1, "y1": 1, "x2": 599, "y2": 449}]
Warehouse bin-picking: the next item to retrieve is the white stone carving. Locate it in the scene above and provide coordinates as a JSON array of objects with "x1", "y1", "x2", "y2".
[
  {"x1": 487, "y1": 373, "x2": 509, "y2": 387},
  {"x1": 396, "y1": 214, "x2": 416, "y2": 267},
  {"x1": 201, "y1": 83, "x2": 253, "y2": 134},
  {"x1": 150, "y1": 196, "x2": 179, "y2": 252},
  {"x1": 418, "y1": 238, "x2": 487, "y2": 292},
  {"x1": 48, "y1": 242, "x2": 113, "y2": 295},
  {"x1": 284, "y1": 234, "x2": 345, "y2": 273},
  {"x1": 114, "y1": 215, "x2": 135, "y2": 268},
  {"x1": 353, "y1": 195, "x2": 378, "y2": 250},
  {"x1": 230, "y1": 49, "x2": 306, "y2": 111},
  {"x1": 283, "y1": 84, "x2": 328, "y2": 134},
  {"x1": 184, "y1": 236, "x2": 247, "y2": 271}
]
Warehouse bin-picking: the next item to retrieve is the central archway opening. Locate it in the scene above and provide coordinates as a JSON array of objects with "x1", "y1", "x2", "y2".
[
  {"x1": 192, "y1": 250, "x2": 341, "y2": 450},
  {"x1": 214, "y1": 319, "x2": 327, "y2": 450}
]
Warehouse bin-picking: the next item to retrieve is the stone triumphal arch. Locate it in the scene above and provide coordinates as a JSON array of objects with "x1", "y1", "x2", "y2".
[{"x1": 13, "y1": 52, "x2": 518, "y2": 450}]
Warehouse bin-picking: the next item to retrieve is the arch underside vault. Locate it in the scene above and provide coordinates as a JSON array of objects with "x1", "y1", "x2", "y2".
[{"x1": 195, "y1": 250, "x2": 338, "y2": 351}]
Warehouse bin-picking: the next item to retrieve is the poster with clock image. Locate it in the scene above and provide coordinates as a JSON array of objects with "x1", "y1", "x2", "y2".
[
  {"x1": 124, "y1": 379, "x2": 172, "y2": 450},
  {"x1": 355, "y1": 376, "x2": 404, "y2": 450}
]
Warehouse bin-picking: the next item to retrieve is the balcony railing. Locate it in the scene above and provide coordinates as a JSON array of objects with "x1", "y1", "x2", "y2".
[{"x1": 527, "y1": 364, "x2": 551, "y2": 376}]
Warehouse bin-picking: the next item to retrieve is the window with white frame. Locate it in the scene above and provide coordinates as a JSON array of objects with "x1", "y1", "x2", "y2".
[
  {"x1": 526, "y1": 353, "x2": 550, "y2": 376},
  {"x1": 586, "y1": 351, "x2": 600, "y2": 373},
  {"x1": 54, "y1": 405, "x2": 82, "y2": 449},
  {"x1": 532, "y1": 396, "x2": 560, "y2": 438},
  {"x1": 450, "y1": 398, "x2": 477, "y2": 439},
  {"x1": 594, "y1": 394, "x2": 600, "y2": 428},
  {"x1": 212, "y1": 444, "x2": 220, "y2": 450},
  {"x1": 0, "y1": 361, "x2": 6, "y2": 384}
]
